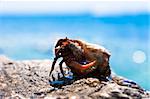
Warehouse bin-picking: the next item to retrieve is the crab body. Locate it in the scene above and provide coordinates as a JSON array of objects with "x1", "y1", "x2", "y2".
[
  {"x1": 71, "y1": 40, "x2": 111, "y2": 77},
  {"x1": 49, "y1": 38, "x2": 111, "y2": 80}
]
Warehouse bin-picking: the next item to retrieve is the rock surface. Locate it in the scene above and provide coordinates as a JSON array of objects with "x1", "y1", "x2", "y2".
[{"x1": 0, "y1": 55, "x2": 150, "y2": 99}]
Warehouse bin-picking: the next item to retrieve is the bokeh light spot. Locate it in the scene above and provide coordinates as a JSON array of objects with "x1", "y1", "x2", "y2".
[{"x1": 132, "y1": 50, "x2": 146, "y2": 64}]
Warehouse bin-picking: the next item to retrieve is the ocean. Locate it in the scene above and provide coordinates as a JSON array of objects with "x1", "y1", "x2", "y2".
[{"x1": 0, "y1": 13, "x2": 149, "y2": 90}]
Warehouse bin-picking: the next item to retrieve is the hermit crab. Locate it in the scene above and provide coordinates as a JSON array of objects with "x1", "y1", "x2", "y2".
[{"x1": 49, "y1": 37, "x2": 111, "y2": 82}]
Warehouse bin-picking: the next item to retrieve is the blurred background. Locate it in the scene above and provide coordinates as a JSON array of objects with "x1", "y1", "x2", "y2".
[{"x1": 0, "y1": 1, "x2": 149, "y2": 90}]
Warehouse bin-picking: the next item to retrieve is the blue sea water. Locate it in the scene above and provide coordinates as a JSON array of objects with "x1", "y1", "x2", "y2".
[{"x1": 0, "y1": 13, "x2": 149, "y2": 90}]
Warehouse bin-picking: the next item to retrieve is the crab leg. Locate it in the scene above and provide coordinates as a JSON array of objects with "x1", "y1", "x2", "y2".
[
  {"x1": 49, "y1": 55, "x2": 62, "y2": 77},
  {"x1": 59, "y1": 59, "x2": 65, "y2": 77}
]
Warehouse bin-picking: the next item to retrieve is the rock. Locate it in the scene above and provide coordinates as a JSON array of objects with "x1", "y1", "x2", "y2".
[
  {"x1": 0, "y1": 56, "x2": 150, "y2": 99},
  {"x1": 0, "y1": 55, "x2": 13, "y2": 65}
]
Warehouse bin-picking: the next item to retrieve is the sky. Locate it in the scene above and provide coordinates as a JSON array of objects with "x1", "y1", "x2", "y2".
[
  {"x1": 0, "y1": 1, "x2": 149, "y2": 15},
  {"x1": 0, "y1": 0, "x2": 149, "y2": 90}
]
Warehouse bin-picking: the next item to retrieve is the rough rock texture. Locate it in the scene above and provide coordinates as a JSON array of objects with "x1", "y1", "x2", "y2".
[{"x1": 0, "y1": 55, "x2": 150, "y2": 99}]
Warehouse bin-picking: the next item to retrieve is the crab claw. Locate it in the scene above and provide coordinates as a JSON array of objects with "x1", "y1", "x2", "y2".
[{"x1": 55, "y1": 47, "x2": 59, "y2": 55}]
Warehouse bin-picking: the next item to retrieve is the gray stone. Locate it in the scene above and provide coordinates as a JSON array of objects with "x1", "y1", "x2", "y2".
[{"x1": 0, "y1": 56, "x2": 149, "y2": 99}]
